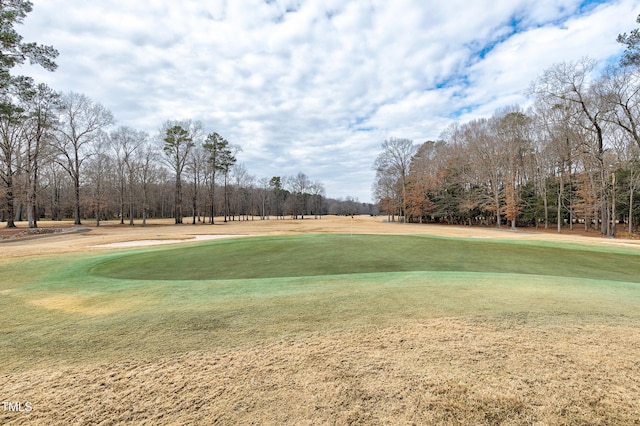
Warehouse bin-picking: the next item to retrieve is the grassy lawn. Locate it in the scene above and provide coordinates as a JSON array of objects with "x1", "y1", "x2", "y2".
[{"x1": 2, "y1": 234, "x2": 640, "y2": 372}]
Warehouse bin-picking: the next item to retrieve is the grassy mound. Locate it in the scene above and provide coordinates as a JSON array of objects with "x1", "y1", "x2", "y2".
[
  {"x1": 5, "y1": 233, "x2": 640, "y2": 371},
  {"x1": 89, "y1": 234, "x2": 640, "y2": 282}
]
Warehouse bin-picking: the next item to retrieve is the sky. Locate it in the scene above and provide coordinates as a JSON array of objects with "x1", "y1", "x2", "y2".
[{"x1": 15, "y1": 0, "x2": 640, "y2": 202}]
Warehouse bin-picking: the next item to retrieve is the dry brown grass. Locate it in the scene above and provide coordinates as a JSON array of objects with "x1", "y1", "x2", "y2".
[
  {"x1": 3, "y1": 318, "x2": 640, "y2": 425},
  {"x1": 2, "y1": 216, "x2": 640, "y2": 424}
]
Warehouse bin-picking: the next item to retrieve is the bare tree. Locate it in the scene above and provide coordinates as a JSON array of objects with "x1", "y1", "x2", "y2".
[
  {"x1": 231, "y1": 163, "x2": 253, "y2": 220},
  {"x1": 531, "y1": 59, "x2": 611, "y2": 235},
  {"x1": 495, "y1": 107, "x2": 533, "y2": 230},
  {"x1": 186, "y1": 143, "x2": 207, "y2": 224},
  {"x1": 85, "y1": 136, "x2": 113, "y2": 226},
  {"x1": 598, "y1": 64, "x2": 640, "y2": 150},
  {"x1": 41, "y1": 161, "x2": 68, "y2": 221},
  {"x1": 372, "y1": 169, "x2": 400, "y2": 222},
  {"x1": 288, "y1": 172, "x2": 310, "y2": 219},
  {"x1": 138, "y1": 142, "x2": 159, "y2": 226},
  {"x1": 21, "y1": 83, "x2": 60, "y2": 228},
  {"x1": 373, "y1": 138, "x2": 416, "y2": 222},
  {"x1": 54, "y1": 92, "x2": 114, "y2": 225},
  {"x1": 463, "y1": 118, "x2": 505, "y2": 227},
  {"x1": 405, "y1": 141, "x2": 437, "y2": 223},
  {"x1": 0, "y1": 100, "x2": 26, "y2": 227},
  {"x1": 310, "y1": 180, "x2": 325, "y2": 219},
  {"x1": 109, "y1": 126, "x2": 145, "y2": 225},
  {"x1": 257, "y1": 177, "x2": 270, "y2": 220}
]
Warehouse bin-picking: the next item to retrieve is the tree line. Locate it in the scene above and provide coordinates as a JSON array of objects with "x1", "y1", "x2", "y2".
[
  {"x1": 0, "y1": 1, "x2": 379, "y2": 228},
  {"x1": 1, "y1": 93, "x2": 338, "y2": 227},
  {"x1": 374, "y1": 19, "x2": 640, "y2": 237}
]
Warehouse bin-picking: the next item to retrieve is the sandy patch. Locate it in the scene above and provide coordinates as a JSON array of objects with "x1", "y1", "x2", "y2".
[{"x1": 91, "y1": 234, "x2": 246, "y2": 248}]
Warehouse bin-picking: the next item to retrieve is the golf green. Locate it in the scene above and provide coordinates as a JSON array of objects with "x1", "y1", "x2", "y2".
[{"x1": 89, "y1": 234, "x2": 640, "y2": 283}]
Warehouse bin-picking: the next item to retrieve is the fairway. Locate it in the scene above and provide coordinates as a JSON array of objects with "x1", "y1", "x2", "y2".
[{"x1": 3, "y1": 218, "x2": 640, "y2": 424}]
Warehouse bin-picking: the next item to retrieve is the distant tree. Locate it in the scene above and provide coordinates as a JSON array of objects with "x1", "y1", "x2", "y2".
[
  {"x1": 621, "y1": 161, "x2": 640, "y2": 233},
  {"x1": 598, "y1": 64, "x2": 640, "y2": 151},
  {"x1": 269, "y1": 176, "x2": 285, "y2": 219},
  {"x1": 373, "y1": 138, "x2": 416, "y2": 222},
  {"x1": 138, "y1": 142, "x2": 158, "y2": 226},
  {"x1": 372, "y1": 171, "x2": 399, "y2": 222},
  {"x1": 85, "y1": 137, "x2": 112, "y2": 226},
  {"x1": 310, "y1": 180, "x2": 325, "y2": 219},
  {"x1": 231, "y1": 163, "x2": 253, "y2": 220},
  {"x1": 463, "y1": 118, "x2": 505, "y2": 227},
  {"x1": 531, "y1": 59, "x2": 610, "y2": 234},
  {"x1": 109, "y1": 126, "x2": 145, "y2": 225},
  {"x1": 406, "y1": 140, "x2": 441, "y2": 223},
  {"x1": 220, "y1": 145, "x2": 238, "y2": 222},
  {"x1": 202, "y1": 132, "x2": 234, "y2": 223},
  {"x1": 496, "y1": 108, "x2": 533, "y2": 229},
  {"x1": 21, "y1": 83, "x2": 60, "y2": 228},
  {"x1": 54, "y1": 92, "x2": 114, "y2": 225},
  {"x1": 41, "y1": 161, "x2": 67, "y2": 221},
  {"x1": 0, "y1": 100, "x2": 26, "y2": 227},
  {"x1": 288, "y1": 172, "x2": 310, "y2": 219},
  {"x1": 186, "y1": 143, "x2": 207, "y2": 224},
  {"x1": 162, "y1": 124, "x2": 193, "y2": 224},
  {"x1": 257, "y1": 177, "x2": 270, "y2": 219},
  {"x1": 530, "y1": 100, "x2": 561, "y2": 229}
]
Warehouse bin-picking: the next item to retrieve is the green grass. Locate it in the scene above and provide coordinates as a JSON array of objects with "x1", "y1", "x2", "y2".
[
  {"x1": 2, "y1": 234, "x2": 640, "y2": 372},
  {"x1": 89, "y1": 234, "x2": 640, "y2": 283}
]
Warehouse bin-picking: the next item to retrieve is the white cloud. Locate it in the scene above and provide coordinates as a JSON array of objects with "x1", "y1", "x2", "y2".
[{"x1": 15, "y1": 0, "x2": 640, "y2": 202}]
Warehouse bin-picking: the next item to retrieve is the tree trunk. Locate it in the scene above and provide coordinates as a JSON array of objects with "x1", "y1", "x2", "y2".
[
  {"x1": 5, "y1": 175, "x2": 15, "y2": 228},
  {"x1": 495, "y1": 191, "x2": 501, "y2": 229},
  {"x1": 74, "y1": 174, "x2": 82, "y2": 225},
  {"x1": 192, "y1": 195, "x2": 197, "y2": 225},
  {"x1": 210, "y1": 173, "x2": 216, "y2": 224},
  {"x1": 557, "y1": 173, "x2": 562, "y2": 234},
  {"x1": 223, "y1": 174, "x2": 229, "y2": 222},
  {"x1": 175, "y1": 172, "x2": 182, "y2": 224},
  {"x1": 629, "y1": 187, "x2": 634, "y2": 234},
  {"x1": 543, "y1": 191, "x2": 549, "y2": 229},
  {"x1": 611, "y1": 173, "x2": 616, "y2": 238},
  {"x1": 28, "y1": 157, "x2": 39, "y2": 228},
  {"x1": 128, "y1": 169, "x2": 135, "y2": 226},
  {"x1": 119, "y1": 178, "x2": 125, "y2": 225}
]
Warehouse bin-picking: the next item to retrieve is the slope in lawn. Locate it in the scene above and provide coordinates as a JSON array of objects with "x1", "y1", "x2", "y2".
[{"x1": 89, "y1": 234, "x2": 640, "y2": 283}]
